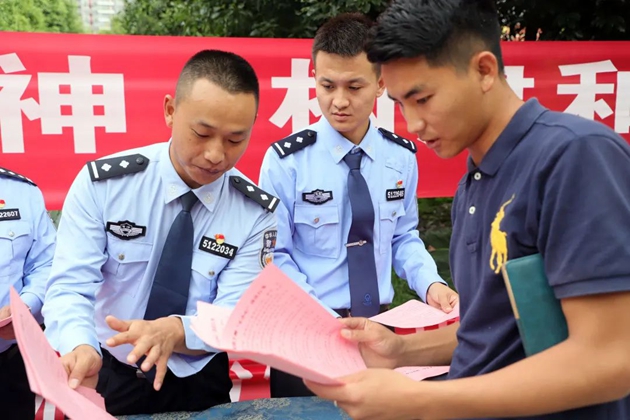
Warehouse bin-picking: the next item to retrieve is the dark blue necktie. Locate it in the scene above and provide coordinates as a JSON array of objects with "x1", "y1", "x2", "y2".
[
  {"x1": 343, "y1": 149, "x2": 380, "y2": 317},
  {"x1": 139, "y1": 191, "x2": 198, "y2": 381},
  {"x1": 144, "y1": 190, "x2": 198, "y2": 320}
]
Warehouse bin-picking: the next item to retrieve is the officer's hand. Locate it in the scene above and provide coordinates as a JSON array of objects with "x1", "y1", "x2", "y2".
[
  {"x1": 60, "y1": 344, "x2": 102, "y2": 389},
  {"x1": 105, "y1": 315, "x2": 184, "y2": 391},
  {"x1": 0, "y1": 305, "x2": 15, "y2": 340},
  {"x1": 338, "y1": 317, "x2": 404, "y2": 369},
  {"x1": 426, "y1": 282, "x2": 459, "y2": 313}
]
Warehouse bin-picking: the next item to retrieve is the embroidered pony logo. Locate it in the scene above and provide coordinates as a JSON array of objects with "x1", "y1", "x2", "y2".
[{"x1": 490, "y1": 194, "x2": 515, "y2": 274}]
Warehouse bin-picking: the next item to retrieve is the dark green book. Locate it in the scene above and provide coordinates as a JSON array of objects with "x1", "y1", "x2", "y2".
[{"x1": 501, "y1": 253, "x2": 568, "y2": 357}]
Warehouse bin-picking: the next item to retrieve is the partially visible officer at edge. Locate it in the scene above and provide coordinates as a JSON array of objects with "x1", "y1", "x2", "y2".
[{"x1": 0, "y1": 168, "x2": 56, "y2": 420}]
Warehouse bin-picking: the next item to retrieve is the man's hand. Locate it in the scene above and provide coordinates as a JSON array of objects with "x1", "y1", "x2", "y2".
[
  {"x1": 426, "y1": 282, "x2": 459, "y2": 313},
  {"x1": 339, "y1": 317, "x2": 405, "y2": 369},
  {"x1": 0, "y1": 305, "x2": 14, "y2": 340},
  {"x1": 105, "y1": 315, "x2": 184, "y2": 391},
  {"x1": 60, "y1": 344, "x2": 102, "y2": 389},
  {"x1": 305, "y1": 369, "x2": 425, "y2": 420}
]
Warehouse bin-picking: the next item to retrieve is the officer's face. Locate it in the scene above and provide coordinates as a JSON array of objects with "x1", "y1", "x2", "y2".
[
  {"x1": 313, "y1": 52, "x2": 385, "y2": 142},
  {"x1": 381, "y1": 54, "x2": 496, "y2": 160},
  {"x1": 164, "y1": 79, "x2": 257, "y2": 188}
]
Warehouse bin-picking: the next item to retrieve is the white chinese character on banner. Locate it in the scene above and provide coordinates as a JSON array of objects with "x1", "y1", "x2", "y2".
[
  {"x1": 38, "y1": 56, "x2": 126, "y2": 153},
  {"x1": 0, "y1": 53, "x2": 40, "y2": 153},
  {"x1": 615, "y1": 71, "x2": 630, "y2": 134},
  {"x1": 557, "y1": 60, "x2": 617, "y2": 121},
  {"x1": 504, "y1": 66, "x2": 535, "y2": 100},
  {"x1": 269, "y1": 59, "x2": 320, "y2": 132},
  {"x1": 270, "y1": 58, "x2": 396, "y2": 133}
]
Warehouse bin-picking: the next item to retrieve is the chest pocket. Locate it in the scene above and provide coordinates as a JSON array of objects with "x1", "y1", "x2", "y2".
[
  {"x1": 293, "y1": 204, "x2": 341, "y2": 259},
  {"x1": 191, "y1": 251, "x2": 225, "y2": 304},
  {"x1": 0, "y1": 221, "x2": 33, "y2": 279},
  {"x1": 378, "y1": 201, "x2": 406, "y2": 254},
  {"x1": 102, "y1": 239, "x2": 152, "y2": 298}
]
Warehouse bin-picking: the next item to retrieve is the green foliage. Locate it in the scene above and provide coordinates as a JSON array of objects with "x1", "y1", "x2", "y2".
[
  {"x1": 497, "y1": 0, "x2": 629, "y2": 40},
  {"x1": 0, "y1": 0, "x2": 82, "y2": 33}
]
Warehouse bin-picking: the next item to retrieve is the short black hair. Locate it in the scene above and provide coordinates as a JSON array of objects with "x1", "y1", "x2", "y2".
[
  {"x1": 175, "y1": 49, "x2": 260, "y2": 105},
  {"x1": 312, "y1": 13, "x2": 379, "y2": 74},
  {"x1": 365, "y1": 0, "x2": 504, "y2": 73}
]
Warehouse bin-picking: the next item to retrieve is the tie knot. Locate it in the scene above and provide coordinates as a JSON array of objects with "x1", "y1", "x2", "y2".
[
  {"x1": 180, "y1": 191, "x2": 198, "y2": 212},
  {"x1": 343, "y1": 149, "x2": 363, "y2": 170}
]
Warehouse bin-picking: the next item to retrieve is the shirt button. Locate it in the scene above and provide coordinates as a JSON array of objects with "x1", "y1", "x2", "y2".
[
  {"x1": 469, "y1": 206, "x2": 476, "y2": 215},
  {"x1": 474, "y1": 172, "x2": 482, "y2": 181},
  {"x1": 313, "y1": 217, "x2": 320, "y2": 224},
  {"x1": 8, "y1": 231, "x2": 14, "y2": 238},
  {"x1": 118, "y1": 253, "x2": 125, "y2": 261},
  {"x1": 391, "y1": 211, "x2": 397, "y2": 217},
  {"x1": 208, "y1": 270, "x2": 215, "y2": 276}
]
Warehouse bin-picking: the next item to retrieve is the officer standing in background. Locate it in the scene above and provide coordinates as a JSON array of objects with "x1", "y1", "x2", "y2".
[
  {"x1": 0, "y1": 168, "x2": 56, "y2": 420},
  {"x1": 42, "y1": 50, "x2": 278, "y2": 416},
  {"x1": 259, "y1": 13, "x2": 458, "y2": 398}
]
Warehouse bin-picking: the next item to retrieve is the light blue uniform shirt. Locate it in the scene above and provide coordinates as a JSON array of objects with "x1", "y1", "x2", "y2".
[
  {"x1": 43, "y1": 142, "x2": 277, "y2": 377},
  {"x1": 259, "y1": 118, "x2": 445, "y2": 311},
  {"x1": 0, "y1": 171, "x2": 56, "y2": 353}
]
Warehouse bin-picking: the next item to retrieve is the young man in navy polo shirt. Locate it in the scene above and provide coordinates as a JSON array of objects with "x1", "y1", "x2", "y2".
[{"x1": 305, "y1": 1, "x2": 630, "y2": 419}]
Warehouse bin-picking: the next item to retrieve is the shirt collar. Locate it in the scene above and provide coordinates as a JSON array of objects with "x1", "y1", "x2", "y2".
[
  {"x1": 314, "y1": 117, "x2": 379, "y2": 163},
  {"x1": 467, "y1": 98, "x2": 547, "y2": 176},
  {"x1": 158, "y1": 140, "x2": 225, "y2": 213}
]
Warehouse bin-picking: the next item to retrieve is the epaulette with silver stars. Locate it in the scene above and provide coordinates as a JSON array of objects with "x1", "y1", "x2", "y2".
[
  {"x1": 0, "y1": 167, "x2": 36, "y2": 186},
  {"x1": 271, "y1": 129, "x2": 317, "y2": 158},
  {"x1": 229, "y1": 176, "x2": 279, "y2": 213},
  {"x1": 378, "y1": 127, "x2": 417, "y2": 154},
  {"x1": 86, "y1": 154, "x2": 149, "y2": 182}
]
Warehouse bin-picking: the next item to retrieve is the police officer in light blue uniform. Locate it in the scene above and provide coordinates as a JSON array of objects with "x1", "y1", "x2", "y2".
[
  {"x1": 42, "y1": 50, "x2": 278, "y2": 416},
  {"x1": 259, "y1": 13, "x2": 458, "y2": 398},
  {"x1": 0, "y1": 168, "x2": 56, "y2": 419}
]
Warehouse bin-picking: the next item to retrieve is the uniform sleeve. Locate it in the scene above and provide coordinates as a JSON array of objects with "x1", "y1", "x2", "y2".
[
  {"x1": 391, "y1": 154, "x2": 445, "y2": 302},
  {"x1": 258, "y1": 148, "x2": 339, "y2": 317},
  {"x1": 178, "y1": 210, "x2": 277, "y2": 352},
  {"x1": 19, "y1": 186, "x2": 56, "y2": 319},
  {"x1": 538, "y1": 134, "x2": 630, "y2": 299},
  {"x1": 42, "y1": 168, "x2": 106, "y2": 356}
]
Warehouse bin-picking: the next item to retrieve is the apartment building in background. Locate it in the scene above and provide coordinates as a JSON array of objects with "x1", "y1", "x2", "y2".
[{"x1": 76, "y1": 0, "x2": 125, "y2": 33}]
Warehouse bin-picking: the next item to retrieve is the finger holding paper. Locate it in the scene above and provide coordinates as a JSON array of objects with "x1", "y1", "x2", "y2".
[
  {"x1": 60, "y1": 344, "x2": 102, "y2": 389},
  {"x1": 339, "y1": 317, "x2": 404, "y2": 369},
  {"x1": 426, "y1": 282, "x2": 459, "y2": 313},
  {"x1": 0, "y1": 305, "x2": 15, "y2": 340},
  {"x1": 305, "y1": 369, "x2": 425, "y2": 420},
  {"x1": 105, "y1": 315, "x2": 183, "y2": 391}
]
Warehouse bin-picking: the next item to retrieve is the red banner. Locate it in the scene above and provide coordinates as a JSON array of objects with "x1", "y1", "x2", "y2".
[{"x1": 0, "y1": 32, "x2": 629, "y2": 210}]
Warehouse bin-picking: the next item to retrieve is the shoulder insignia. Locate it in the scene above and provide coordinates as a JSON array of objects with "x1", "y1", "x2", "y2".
[
  {"x1": 229, "y1": 176, "x2": 279, "y2": 213},
  {"x1": 271, "y1": 129, "x2": 317, "y2": 158},
  {"x1": 0, "y1": 167, "x2": 36, "y2": 186},
  {"x1": 86, "y1": 154, "x2": 149, "y2": 182},
  {"x1": 378, "y1": 127, "x2": 417, "y2": 154}
]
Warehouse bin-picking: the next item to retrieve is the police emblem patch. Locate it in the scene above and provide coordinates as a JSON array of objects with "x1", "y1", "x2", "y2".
[
  {"x1": 302, "y1": 189, "x2": 333, "y2": 205},
  {"x1": 106, "y1": 220, "x2": 146, "y2": 240},
  {"x1": 260, "y1": 229, "x2": 277, "y2": 268}
]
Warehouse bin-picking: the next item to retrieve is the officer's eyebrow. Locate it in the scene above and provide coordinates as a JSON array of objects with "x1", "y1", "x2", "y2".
[
  {"x1": 387, "y1": 84, "x2": 427, "y2": 102},
  {"x1": 195, "y1": 120, "x2": 247, "y2": 135},
  {"x1": 318, "y1": 76, "x2": 369, "y2": 84}
]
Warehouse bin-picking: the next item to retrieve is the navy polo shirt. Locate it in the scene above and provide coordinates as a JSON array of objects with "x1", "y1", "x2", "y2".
[{"x1": 448, "y1": 99, "x2": 630, "y2": 419}]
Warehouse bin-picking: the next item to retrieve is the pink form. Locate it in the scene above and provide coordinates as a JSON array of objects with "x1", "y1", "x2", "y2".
[
  {"x1": 9, "y1": 288, "x2": 113, "y2": 420},
  {"x1": 369, "y1": 299, "x2": 460, "y2": 329},
  {"x1": 0, "y1": 316, "x2": 11, "y2": 328},
  {"x1": 191, "y1": 264, "x2": 367, "y2": 385}
]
